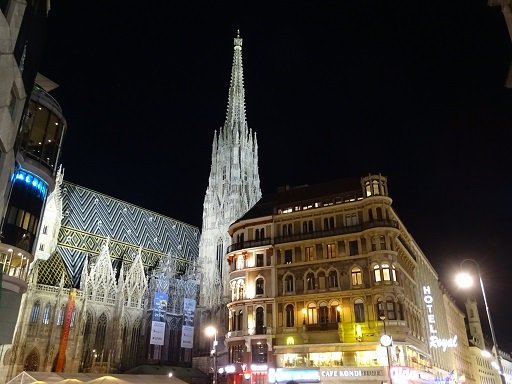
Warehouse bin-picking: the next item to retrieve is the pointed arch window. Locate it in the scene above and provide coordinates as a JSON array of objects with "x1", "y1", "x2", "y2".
[
  {"x1": 318, "y1": 271, "x2": 326, "y2": 289},
  {"x1": 319, "y1": 302, "x2": 328, "y2": 324},
  {"x1": 56, "y1": 304, "x2": 65, "y2": 325},
  {"x1": 354, "y1": 299, "x2": 365, "y2": 323},
  {"x1": 306, "y1": 272, "x2": 315, "y2": 290},
  {"x1": 285, "y1": 304, "x2": 295, "y2": 327},
  {"x1": 216, "y1": 238, "x2": 224, "y2": 280},
  {"x1": 70, "y1": 308, "x2": 77, "y2": 327},
  {"x1": 351, "y1": 267, "x2": 363, "y2": 286},
  {"x1": 95, "y1": 313, "x2": 108, "y2": 359},
  {"x1": 330, "y1": 301, "x2": 341, "y2": 323},
  {"x1": 285, "y1": 275, "x2": 294, "y2": 293},
  {"x1": 256, "y1": 277, "x2": 264, "y2": 295},
  {"x1": 307, "y1": 303, "x2": 318, "y2": 324},
  {"x1": 382, "y1": 263, "x2": 391, "y2": 281},
  {"x1": 42, "y1": 303, "x2": 51, "y2": 325},
  {"x1": 30, "y1": 301, "x2": 40, "y2": 323},
  {"x1": 255, "y1": 307, "x2": 264, "y2": 334},
  {"x1": 237, "y1": 309, "x2": 244, "y2": 331},
  {"x1": 328, "y1": 270, "x2": 338, "y2": 288}
]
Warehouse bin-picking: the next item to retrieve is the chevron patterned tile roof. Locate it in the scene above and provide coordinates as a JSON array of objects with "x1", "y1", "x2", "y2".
[{"x1": 58, "y1": 181, "x2": 200, "y2": 286}]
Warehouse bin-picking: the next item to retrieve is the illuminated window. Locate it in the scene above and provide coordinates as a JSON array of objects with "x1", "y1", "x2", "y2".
[
  {"x1": 286, "y1": 337, "x2": 295, "y2": 345},
  {"x1": 382, "y1": 264, "x2": 391, "y2": 281},
  {"x1": 391, "y1": 265, "x2": 397, "y2": 282},
  {"x1": 351, "y1": 267, "x2": 363, "y2": 286},
  {"x1": 373, "y1": 265, "x2": 382, "y2": 282},
  {"x1": 307, "y1": 303, "x2": 318, "y2": 324},
  {"x1": 286, "y1": 304, "x2": 295, "y2": 327}
]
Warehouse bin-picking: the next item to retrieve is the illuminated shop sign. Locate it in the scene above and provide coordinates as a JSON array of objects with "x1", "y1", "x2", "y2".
[
  {"x1": 268, "y1": 368, "x2": 320, "y2": 383},
  {"x1": 422, "y1": 286, "x2": 458, "y2": 351},
  {"x1": 390, "y1": 367, "x2": 436, "y2": 382},
  {"x1": 320, "y1": 368, "x2": 384, "y2": 378},
  {"x1": 12, "y1": 169, "x2": 48, "y2": 199}
]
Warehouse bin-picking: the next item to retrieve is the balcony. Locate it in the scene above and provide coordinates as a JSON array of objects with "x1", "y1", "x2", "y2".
[
  {"x1": 275, "y1": 219, "x2": 398, "y2": 244},
  {"x1": 228, "y1": 220, "x2": 398, "y2": 254},
  {"x1": 227, "y1": 238, "x2": 272, "y2": 253}
]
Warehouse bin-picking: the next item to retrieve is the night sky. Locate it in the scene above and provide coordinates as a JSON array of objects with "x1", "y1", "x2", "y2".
[{"x1": 39, "y1": 1, "x2": 512, "y2": 349}]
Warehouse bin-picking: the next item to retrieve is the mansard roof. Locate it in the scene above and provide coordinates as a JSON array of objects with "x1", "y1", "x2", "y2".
[{"x1": 235, "y1": 177, "x2": 363, "y2": 222}]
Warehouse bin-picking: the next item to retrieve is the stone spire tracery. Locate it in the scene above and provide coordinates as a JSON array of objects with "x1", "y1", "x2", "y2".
[{"x1": 198, "y1": 32, "x2": 261, "y2": 309}]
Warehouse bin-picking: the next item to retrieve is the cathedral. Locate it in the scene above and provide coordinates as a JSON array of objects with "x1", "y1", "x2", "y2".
[
  {"x1": 0, "y1": 31, "x2": 260, "y2": 382},
  {"x1": 194, "y1": 31, "x2": 262, "y2": 371},
  {"x1": 0, "y1": 173, "x2": 200, "y2": 380}
]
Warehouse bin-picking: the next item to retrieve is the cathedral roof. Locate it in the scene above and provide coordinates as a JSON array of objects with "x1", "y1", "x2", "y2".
[{"x1": 36, "y1": 250, "x2": 73, "y2": 287}]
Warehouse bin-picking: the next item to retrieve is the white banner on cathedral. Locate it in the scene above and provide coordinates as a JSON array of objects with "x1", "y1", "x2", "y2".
[
  {"x1": 181, "y1": 298, "x2": 196, "y2": 348},
  {"x1": 150, "y1": 292, "x2": 168, "y2": 346}
]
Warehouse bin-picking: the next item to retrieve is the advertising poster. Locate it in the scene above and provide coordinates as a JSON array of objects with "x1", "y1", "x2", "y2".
[
  {"x1": 180, "y1": 298, "x2": 196, "y2": 348},
  {"x1": 150, "y1": 292, "x2": 168, "y2": 346}
]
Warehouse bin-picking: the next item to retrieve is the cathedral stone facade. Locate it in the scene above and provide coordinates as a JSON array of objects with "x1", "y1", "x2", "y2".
[{"x1": 0, "y1": 177, "x2": 200, "y2": 381}]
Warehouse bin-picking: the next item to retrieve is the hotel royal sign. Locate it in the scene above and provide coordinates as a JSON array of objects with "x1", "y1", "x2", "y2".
[{"x1": 423, "y1": 286, "x2": 458, "y2": 351}]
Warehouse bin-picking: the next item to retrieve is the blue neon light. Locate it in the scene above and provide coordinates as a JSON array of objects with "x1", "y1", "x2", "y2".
[{"x1": 12, "y1": 169, "x2": 48, "y2": 199}]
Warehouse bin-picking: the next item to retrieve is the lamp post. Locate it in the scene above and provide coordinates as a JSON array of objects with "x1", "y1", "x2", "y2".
[
  {"x1": 455, "y1": 258, "x2": 506, "y2": 384},
  {"x1": 205, "y1": 326, "x2": 218, "y2": 384},
  {"x1": 379, "y1": 315, "x2": 393, "y2": 384}
]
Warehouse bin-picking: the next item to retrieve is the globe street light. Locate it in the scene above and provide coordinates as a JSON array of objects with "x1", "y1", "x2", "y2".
[
  {"x1": 455, "y1": 258, "x2": 506, "y2": 384},
  {"x1": 205, "y1": 326, "x2": 218, "y2": 384},
  {"x1": 379, "y1": 315, "x2": 393, "y2": 384}
]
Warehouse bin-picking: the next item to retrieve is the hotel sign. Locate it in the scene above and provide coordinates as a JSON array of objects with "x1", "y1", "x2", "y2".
[{"x1": 423, "y1": 286, "x2": 458, "y2": 351}]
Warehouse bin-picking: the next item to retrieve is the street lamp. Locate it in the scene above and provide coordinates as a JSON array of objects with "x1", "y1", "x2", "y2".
[
  {"x1": 379, "y1": 315, "x2": 393, "y2": 384},
  {"x1": 205, "y1": 326, "x2": 218, "y2": 384},
  {"x1": 455, "y1": 258, "x2": 506, "y2": 384}
]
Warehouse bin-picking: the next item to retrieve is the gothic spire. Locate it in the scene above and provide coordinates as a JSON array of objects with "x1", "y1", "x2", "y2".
[{"x1": 223, "y1": 31, "x2": 248, "y2": 142}]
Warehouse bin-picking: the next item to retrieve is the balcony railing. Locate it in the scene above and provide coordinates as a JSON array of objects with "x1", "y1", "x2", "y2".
[
  {"x1": 227, "y1": 238, "x2": 272, "y2": 253},
  {"x1": 227, "y1": 219, "x2": 399, "y2": 253}
]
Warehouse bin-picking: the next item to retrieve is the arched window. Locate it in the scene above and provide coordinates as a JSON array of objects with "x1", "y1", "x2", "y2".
[
  {"x1": 328, "y1": 271, "x2": 338, "y2": 288},
  {"x1": 376, "y1": 207, "x2": 383, "y2": 220},
  {"x1": 368, "y1": 209, "x2": 374, "y2": 221},
  {"x1": 319, "y1": 302, "x2": 328, "y2": 324},
  {"x1": 354, "y1": 299, "x2": 365, "y2": 323},
  {"x1": 256, "y1": 277, "x2": 264, "y2": 295},
  {"x1": 216, "y1": 238, "x2": 224, "y2": 280},
  {"x1": 237, "y1": 309, "x2": 244, "y2": 331},
  {"x1": 30, "y1": 301, "x2": 40, "y2": 323},
  {"x1": 307, "y1": 303, "x2": 317, "y2": 324},
  {"x1": 56, "y1": 304, "x2": 65, "y2": 325},
  {"x1": 42, "y1": 303, "x2": 51, "y2": 325},
  {"x1": 324, "y1": 217, "x2": 335, "y2": 230},
  {"x1": 238, "y1": 281, "x2": 245, "y2": 300},
  {"x1": 285, "y1": 304, "x2": 294, "y2": 327},
  {"x1": 391, "y1": 265, "x2": 397, "y2": 282},
  {"x1": 308, "y1": 221, "x2": 313, "y2": 232},
  {"x1": 287, "y1": 224, "x2": 293, "y2": 235},
  {"x1": 382, "y1": 264, "x2": 391, "y2": 281},
  {"x1": 285, "y1": 275, "x2": 294, "y2": 293},
  {"x1": 95, "y1": 313, "x2": 108, "y2": 359},
  {"x1": 306, "y1": 273, "x2": 315, "y2": 290},
  {"x1": 351, "y1": 267, "x2": 363, "y2": 286},
  {"x1": 330, "y1": 301, "x2": 341, "y2": 323},
  {"x1": 255, "y1": 307, "x2": 264, "y2": 334},
  {"x1": 373, "y1": 265, "x2": 381, "y2": 282}
]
